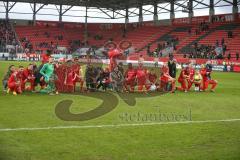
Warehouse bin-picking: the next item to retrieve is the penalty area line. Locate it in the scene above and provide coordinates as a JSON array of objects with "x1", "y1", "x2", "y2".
[{"x1": 0, "y1": 119, "x2": 240, "y2": 132}]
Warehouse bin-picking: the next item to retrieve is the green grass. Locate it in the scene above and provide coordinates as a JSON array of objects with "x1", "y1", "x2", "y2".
[{"x1": 0, "y1": 61, "x2": 240, "y2": 160}]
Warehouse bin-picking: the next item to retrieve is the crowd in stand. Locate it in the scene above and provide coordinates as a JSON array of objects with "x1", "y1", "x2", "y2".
[
  {"x1": 0, "y1": 20, "x2": 19, "y2": 53},
  {"x1": 184, "y1": 34, "x2": 239, "y2": 60},
  {"x1": 147, "y1": 37, "x2": 179, "y2": 57},
  {"x1": 192, "y1": 21, "x2": 210, "y2": 35},
  {"x1": 20, "y1": 30, "x2": 66, "y2": 54},
  {"x1": 1, "y1": 19, "x2": 239, "y2": 62}
]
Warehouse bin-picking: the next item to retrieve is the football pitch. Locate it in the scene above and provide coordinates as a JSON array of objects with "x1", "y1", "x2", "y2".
[{"x1": 0, "y1": 61, "x2": 240, "y2": 160}]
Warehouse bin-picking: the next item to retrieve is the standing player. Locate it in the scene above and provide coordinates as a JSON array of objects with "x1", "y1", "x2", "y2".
[
  {"x1": 39, "y1": 57, "x2": 57, "y2": 94},
  {"x1": 108, "y1": 49, "x2": 121, "y2": 71},
  {"x1": 64, "y1": 60, "x2": 75, "y2": 93},
  {"x1": 168, "y1": 57, "x2": 177, "y2": 78},
  {"x1": 124, "y1": 63, "x2": 136, "y2": 92},
  {"x1": 55, "y1": 58, "x2": 66, "y2": 93},
  {"x1": 200, "y1": 64, "x2": 218, "y2": 92}
]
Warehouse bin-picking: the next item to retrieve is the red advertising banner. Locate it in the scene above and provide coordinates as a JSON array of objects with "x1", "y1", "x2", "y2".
[
  {"x1": 172, "y1": 13, "x2": 235, "y2": 25},
  {"x1": 233, "y1": 65, "x2": 240, "y2": 72}
]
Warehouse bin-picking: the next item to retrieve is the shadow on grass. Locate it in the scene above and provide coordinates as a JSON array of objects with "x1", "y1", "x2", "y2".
[{"x1": 55, "y1": 91, "x2": 167, "y2": 121}]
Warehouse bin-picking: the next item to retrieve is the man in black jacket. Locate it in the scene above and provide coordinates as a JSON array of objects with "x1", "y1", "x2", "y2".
[{"x1": 168, "y1": 57, "x2": 177, "y2": 78}]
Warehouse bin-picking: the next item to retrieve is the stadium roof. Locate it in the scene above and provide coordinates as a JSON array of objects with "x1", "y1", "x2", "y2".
[{"x1": 9, "y1": 0, "x2": 174, "y2": 10}]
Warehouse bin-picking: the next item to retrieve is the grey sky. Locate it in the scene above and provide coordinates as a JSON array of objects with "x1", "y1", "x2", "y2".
[{"x1": 0, "y1": 0, "x2": 237, "y2": 23}]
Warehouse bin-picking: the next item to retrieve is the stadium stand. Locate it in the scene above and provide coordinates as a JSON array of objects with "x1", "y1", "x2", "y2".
[
  {"x1": 0, "y1": 20, "x2": 19, "y2": 52},
  {"x1": 7, "y1": 14, "x2": 240, "y2": 62}
]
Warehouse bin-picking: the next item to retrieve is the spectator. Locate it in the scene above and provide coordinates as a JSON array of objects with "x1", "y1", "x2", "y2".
[
  {"x1": 147, "y1": 44, "x2": 150, "y2": 55},
  {"x1": 228, "y1": 53, "x2": 231, "y2": 60},
  {"x1": 223, "y1": 44, "x2": 227, "y2": 55},
  {"x1": 168, "y1": 57, "x2": 177, "y2": 78},
  {"x1": 216, "y1": 40, "x2": 219, "y2": 47},
  {"x1": 223, "y1": 60, "x2": 227, "y2": 72},
  {"x1": 188, "y1": 28, "x2": 191, "y2": 35},
  {"x1": 228, "y1": 31, "x2": 233, "y2": 38},
  {"x1": 221, "y1": 38, "x2": 225, "y2": 46}
]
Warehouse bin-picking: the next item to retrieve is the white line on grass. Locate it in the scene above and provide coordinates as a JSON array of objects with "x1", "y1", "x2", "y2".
[{"x1": 0, "y1": 119, "x2": 240, "y2": 132}]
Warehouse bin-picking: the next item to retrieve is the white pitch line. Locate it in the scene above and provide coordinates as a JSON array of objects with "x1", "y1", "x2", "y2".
[{"x1": 0, "y1": 119, "x2": 240, "y2": 132}]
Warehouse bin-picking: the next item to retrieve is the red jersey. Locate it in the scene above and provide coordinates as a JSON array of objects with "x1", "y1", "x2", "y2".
[
  {"x1": 73, "y1": 64, "x2": 81, "y2": 76},
  {"x1": 189, "y1": 68, "x2": 195, "y2": 80},
  {"x1": 160, "y1": 66, "x2": 170, "y2": 83},
  {"x1": 8, "y1": 72, "x2": 19, "y2": 85},
  {"x1": 16, "y1": 71, "x2": 24, "y2": 82},
  {"x1": 41, "y1": 53, "x2": 50, "y2": 64},
  {"x1": 136, "y1": 67, "x2": 147, "y2": 81},
  {"x1": 65, "y1": 67, "x2": 74, "y2": 85},
  {"x1": 161, "y1": 65, "x2": 169, "y2": 74},
  {"x1": 178, "y1": 69, "x2": 189, "y2": 82},
  {"x1": 148, "y1": 73, "x2": 157, "y2": 83},
  {"x1": 125, "y1": 68, "x2": 136, "y2": 81},
  {"x1": 108, "y1": 49, "x2": 120, "y2": 58},
  {"x1": 200, "y1": 68, "x2": 208, "y2": 81},
  {"x1": 22, "y1": 69, "x2": 34, "y2": 81}
]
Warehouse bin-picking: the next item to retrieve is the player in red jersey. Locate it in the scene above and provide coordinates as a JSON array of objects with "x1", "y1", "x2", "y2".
[
  {"x1": 21, "y1": 64, "x2": 35, "y2": 91},
  {"x1": 136, "y1": 63, "x2": 148, "y2": 92},
  {"x1": 124, "y1": 63, "x2": 136, "y2": 92},
  {"x1": 55, "y1": 60, "x2": 66, "y2": 92},
  {"x1": 16, "y1": 66, "x2": 24, "y2": 88},
  {"x1": 7, "y1": 67, "x2": 22, "y2": 95},
  {"x1": 160, "y1": 65, "x2": 176, "y2": 93},
  {"x1": 108, "y1": 49, "x2": 121, "y2": 72},
  {"x1": 187, "y1": 64, "x2": 195, "y2": 90},
  {"x1": 200, "y1": 64, "x2": 218, "y2": 92},
  {"x1": 41, "y1": 50, "x2": 52, "y2": 64},
  {"x1": 146, "y1": 68, "x2": 158, "y2": 91},
  {"x1": 64, "y1": 60, "x2": 75, "y2": 93},
  {"x1": 177, "y1": 66, "x2": 190, "y2": 92},
  {"x1": 2, "y1": 65, "x2": 15, "y2": 92}
]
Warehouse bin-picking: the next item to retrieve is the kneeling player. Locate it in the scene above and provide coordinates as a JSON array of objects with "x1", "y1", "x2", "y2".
[
  {"x1": 147, "y1": 68, "x2": 158, "y2": 91},
  {"x1": 193, "y1": 70, "x2": 202, "y2": 91},
  {"x1": 2, "y1": 65, "x2": 15, "y2": 92},
  {"x1": 160, "y1": 65, "x2": 176, "y2": 93},
  {"x1": 136, "y1": 64, "x2": 148, "y2": 92},
  {"x1": 72, "y1": 63, "x2": 84, "y2": 92},
  {"x1": 200, "y1": 64, "x2": 218, "y2": 92},
  {"x1": 187, "y1": 64, "x2": 195, "y2": 90},
  {"x1": 21, "y1": 64, "x2": 35, "y2": 91},
  {"x1": 7, "y1": 67, "x2": 22, "y2": 95},
  {"x1": 177, "y1": 66, "x2": 190, "y2": 92},
  {"x1": 124, "y1": 63, "x2": 136, "y2": 92}
]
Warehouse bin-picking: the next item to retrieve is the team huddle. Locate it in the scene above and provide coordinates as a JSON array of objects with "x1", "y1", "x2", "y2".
[{"x1": 2, "y1": 54, "x2": 218, "y2": 95}]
